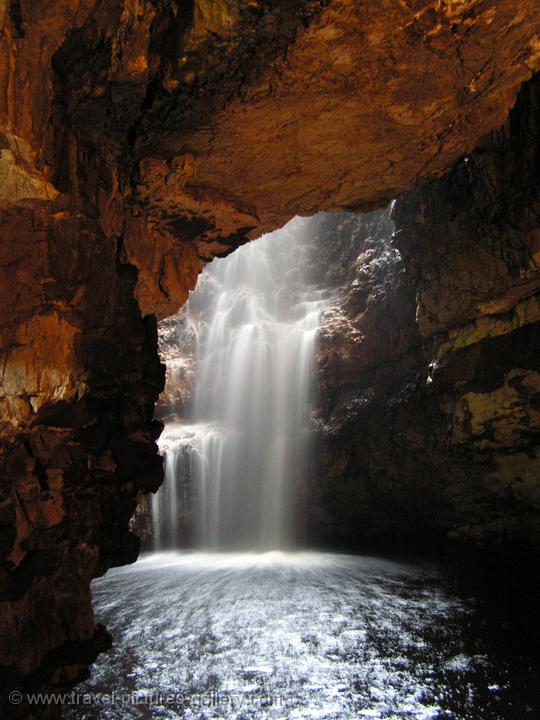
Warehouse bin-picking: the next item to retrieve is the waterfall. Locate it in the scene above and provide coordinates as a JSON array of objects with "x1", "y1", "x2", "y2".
[{"x1": 154, "y1": 217, "x2": 327, "y2": 550}]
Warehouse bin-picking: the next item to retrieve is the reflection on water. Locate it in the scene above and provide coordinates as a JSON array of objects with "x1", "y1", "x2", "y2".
[{"x1": 65, "y1": 553, "x2": 539, "y2": 719}]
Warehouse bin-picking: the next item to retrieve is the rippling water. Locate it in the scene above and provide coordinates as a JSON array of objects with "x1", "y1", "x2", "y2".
[{"x1": 65, "y1": 553, "x2": 539, "y2": 719}]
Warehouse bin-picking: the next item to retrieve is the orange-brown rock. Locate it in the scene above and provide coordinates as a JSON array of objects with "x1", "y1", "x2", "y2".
[
  {"x1": 2, "y1": 1, "x2": 540, "y2": 316},
  {"x1": 0, "y1": 202, "x2": 164, "y2": 716},
  {"x1": 139, "y1": 1, "x2": 540, "y2": 230}
]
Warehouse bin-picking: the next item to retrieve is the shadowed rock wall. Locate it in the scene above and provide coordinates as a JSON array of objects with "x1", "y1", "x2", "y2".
[{"x1": 311, "y1": 75, "x2": 540, "y2": 553}]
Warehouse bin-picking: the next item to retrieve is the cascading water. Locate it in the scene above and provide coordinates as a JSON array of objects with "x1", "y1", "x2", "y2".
[{"x1": 153, "y1": 218, "x2": 327, "y2": 550}]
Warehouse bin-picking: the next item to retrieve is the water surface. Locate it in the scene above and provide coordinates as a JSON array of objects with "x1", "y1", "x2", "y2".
[{"x1": 65, "y1": 552, "x2": 539, "y2": 719}]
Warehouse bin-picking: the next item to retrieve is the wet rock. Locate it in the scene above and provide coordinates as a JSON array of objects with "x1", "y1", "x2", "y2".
[{"x1": 309, "y1": 77, "x2": 540, "y2": 554}]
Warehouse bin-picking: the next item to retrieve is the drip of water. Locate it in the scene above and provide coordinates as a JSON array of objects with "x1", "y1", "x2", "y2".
[{"x1": 154, "y1": 218, "x2": 327, "y2": 550}]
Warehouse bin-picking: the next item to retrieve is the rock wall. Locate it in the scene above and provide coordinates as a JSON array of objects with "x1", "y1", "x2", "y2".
[
  {"x1": 1, "y1": 0, "x2": 540, "y2": 712},
  {"x1": 0, "y1": 204, "x2": 165, "y2": 707},
  {"x1": 311, "y1": 75, "x2": 540, "y2": 553}
]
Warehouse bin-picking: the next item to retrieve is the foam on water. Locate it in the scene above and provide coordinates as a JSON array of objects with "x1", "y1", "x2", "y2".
[{"x1": 66, "y1": 552, "x2": 538, "y2": 720}]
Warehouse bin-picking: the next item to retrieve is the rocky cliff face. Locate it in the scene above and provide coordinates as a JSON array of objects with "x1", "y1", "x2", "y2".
[
  {"x1": 1, "y1": 0, "x2": 540, "y2": 712},
  {"x1": 311, "y1": 75, "x2": 540, "y2": 553},
  {"x1": 0, "y1": 206, "x2": 165, "y2": 705}
]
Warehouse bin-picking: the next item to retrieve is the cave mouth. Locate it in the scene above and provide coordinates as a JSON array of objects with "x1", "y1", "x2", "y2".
[
  {"x1": 145, "y1": 214, "x2": 334, "y2": 553},
  {"x1": 65, "y1": 207, "x2": 540, "y2": 719}
]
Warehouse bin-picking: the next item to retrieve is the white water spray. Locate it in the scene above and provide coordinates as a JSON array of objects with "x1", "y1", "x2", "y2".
[{"x1": 154, "y1": 218, "x2": 327, "y2": 550}]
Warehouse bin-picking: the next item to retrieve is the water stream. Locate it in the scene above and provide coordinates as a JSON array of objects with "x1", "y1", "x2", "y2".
[{"x1": 153, "y1": 218, "x2": 327, "y2": 550}]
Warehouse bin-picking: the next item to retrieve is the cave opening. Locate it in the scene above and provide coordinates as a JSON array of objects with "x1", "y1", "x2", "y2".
[
  {"x1": 138, "y1": 204, "x2": 403, "y2": 557},
  {"x1": 150, "y1": 214, "x2": 330, "y2": 552},
  {"x1": 64, "y1": 204, "x2": 540, "y2": 720}
]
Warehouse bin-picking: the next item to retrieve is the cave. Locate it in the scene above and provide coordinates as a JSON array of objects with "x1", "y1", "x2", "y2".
[{"x1": 1, "y1": 2, "x2": 540, "y2": 719}]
